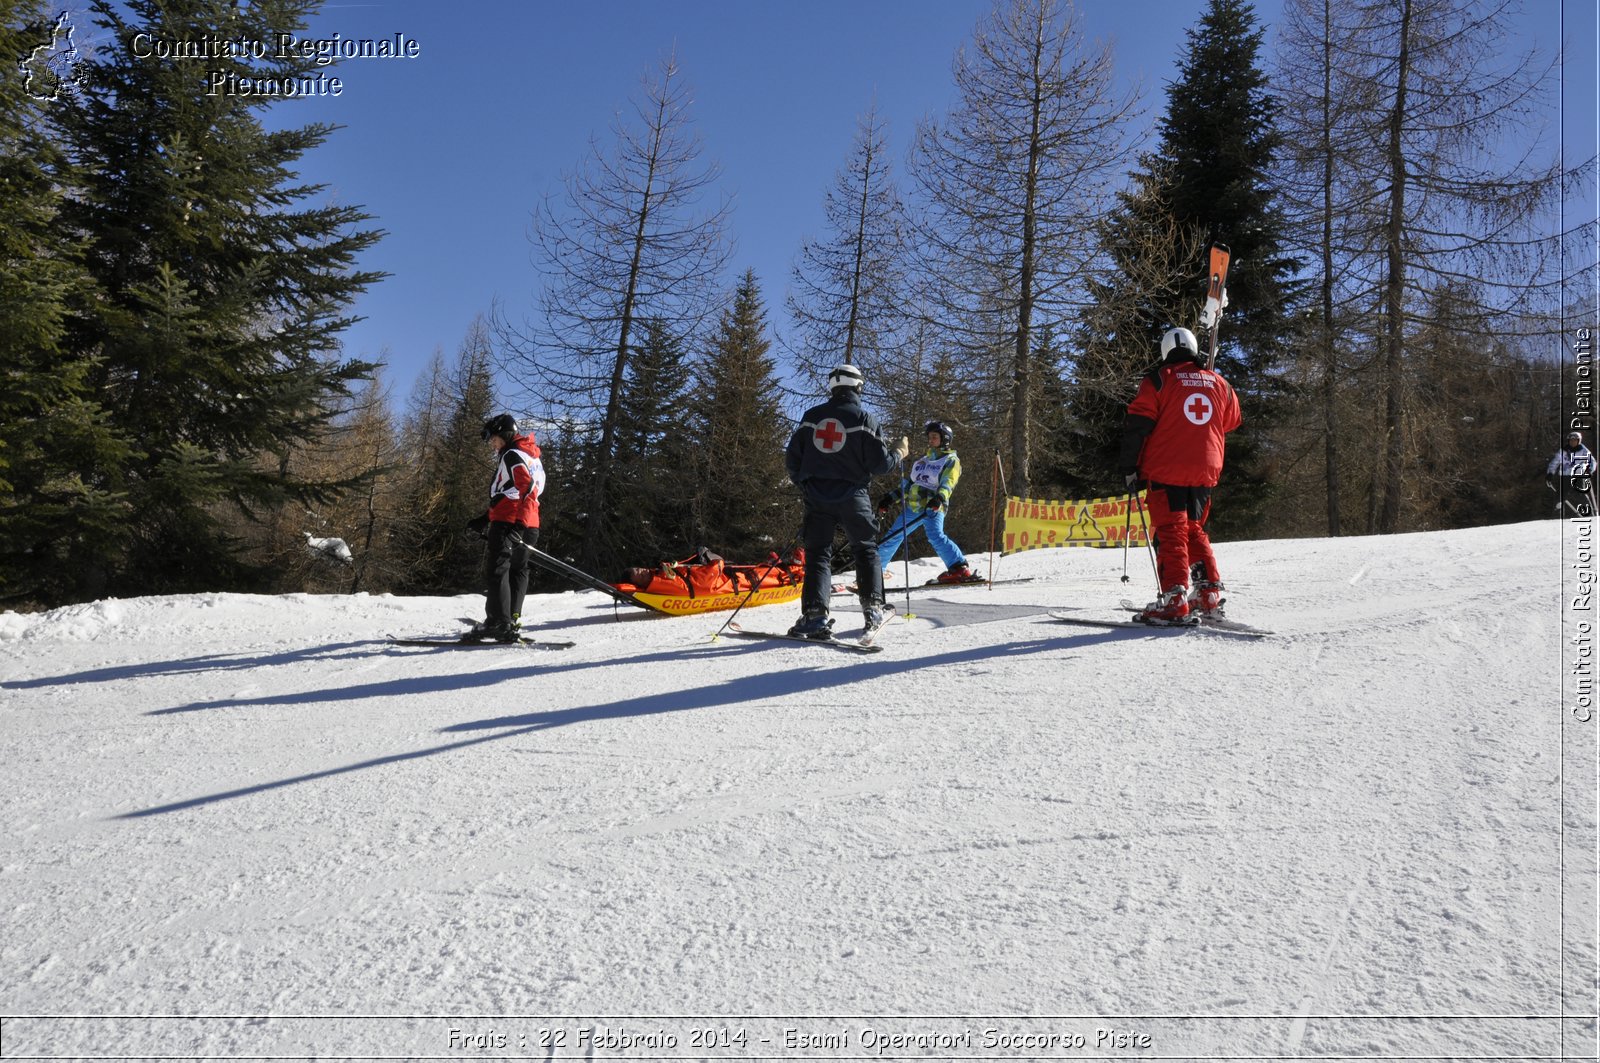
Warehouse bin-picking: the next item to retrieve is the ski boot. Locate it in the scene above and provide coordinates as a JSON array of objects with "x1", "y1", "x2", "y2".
[
  {"x1": 462, "y1": 619, "x2": 515, "y2": 644},
  {"x1": 786, "y1": 613, "x2": 835, "y2": 640},
  {"x1": 935, "y1": 563, "x2": 975, "y2": 584},
  {"x1": 1189, "y1": 581, "x2": 1226, "y2": 618},
  {"x1": 1133, "y1": 586, "x2": 1194, "y2": 626}
]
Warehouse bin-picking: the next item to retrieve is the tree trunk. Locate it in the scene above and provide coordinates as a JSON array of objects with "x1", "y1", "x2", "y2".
[
  {"x1": 1319, "y1": 0, "x2": 1342, "y2": 536},
  {"x1": 845, "y1": 152, "x2": 871, "y2": 365},
  {"x1": 582, "y1": 114, "x2": 663, "y2": 569},
  {"x1": 1378, "y1": 0, "x2": 1412, "y2": 533},
  {"x1": 1013, "y1": 40, "x2": 1046, "y2": 497}
]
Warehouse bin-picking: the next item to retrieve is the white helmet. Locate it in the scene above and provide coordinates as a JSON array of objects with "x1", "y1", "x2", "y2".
[
  {"x1": 828, "y1": 364, "x2": 864, "y2": 391},
  {"x1": 1160, "y1": 327, "x2": 1200, "y2": 363}
]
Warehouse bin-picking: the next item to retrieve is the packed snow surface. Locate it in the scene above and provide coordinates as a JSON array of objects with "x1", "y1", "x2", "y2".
[{"x1": 1, "y1": 521, "x2": 1594, "y2": 1060}]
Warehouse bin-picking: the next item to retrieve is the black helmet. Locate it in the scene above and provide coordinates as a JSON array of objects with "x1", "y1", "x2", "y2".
[
  {"x1": 924, "y1": 420, "x2": 953, "y2": 447},
  {"x1": 481, "y1": 413, "x2": 517, "y2": 441}
]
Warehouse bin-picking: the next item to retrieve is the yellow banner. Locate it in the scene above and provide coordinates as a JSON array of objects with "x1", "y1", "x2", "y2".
[{"x1": 1001, "y1": 493, "x2": 1151, "y2": 554}]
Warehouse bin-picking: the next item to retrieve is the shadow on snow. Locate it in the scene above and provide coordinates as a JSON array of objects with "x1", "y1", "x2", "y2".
[{"x1": 115, "y1": 626, "x2": 1131, "y2": 818}]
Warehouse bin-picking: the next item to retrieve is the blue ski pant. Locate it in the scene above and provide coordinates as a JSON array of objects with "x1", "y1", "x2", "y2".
[{"x1": 877, "y1": 507, "x2": 966, "y2": 573}]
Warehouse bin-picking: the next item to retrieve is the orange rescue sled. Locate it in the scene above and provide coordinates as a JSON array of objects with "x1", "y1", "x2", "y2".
[{"x1": 611, "y1": 549, "x2": 805, "y2": 616}]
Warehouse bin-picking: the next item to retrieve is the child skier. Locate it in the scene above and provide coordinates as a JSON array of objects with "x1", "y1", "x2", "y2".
[{"x1": 876, "y1": 421, "x2": 975, "y2": 585}]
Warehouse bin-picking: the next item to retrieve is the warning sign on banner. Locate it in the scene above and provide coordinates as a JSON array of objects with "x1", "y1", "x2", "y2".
[{"x1": 1000, "y1": 493, "x2": 1151, "y2": 555}]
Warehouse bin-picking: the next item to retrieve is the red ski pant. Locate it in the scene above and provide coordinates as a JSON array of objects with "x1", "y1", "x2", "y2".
[{"x1": 1144, "y1": 484, "x2": 1219, "y2": 591}]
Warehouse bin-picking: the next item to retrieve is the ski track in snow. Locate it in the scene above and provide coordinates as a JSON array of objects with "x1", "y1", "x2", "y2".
[{"x1": 0, "y1": 521, "x2": 1588, "y2": 1060}]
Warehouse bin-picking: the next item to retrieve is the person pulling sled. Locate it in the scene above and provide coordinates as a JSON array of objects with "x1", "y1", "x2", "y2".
[
  {"x1": 464, "y1": 414, "x2": 546, "y2": 642},
  {"x1": 1119, "y1": 327, "x2": 1241, "y2": 625}
]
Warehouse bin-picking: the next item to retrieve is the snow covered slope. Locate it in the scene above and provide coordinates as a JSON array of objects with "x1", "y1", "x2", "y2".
[{"x1": 1, "y1": 521, "x2": 1593, "y2": 1060}]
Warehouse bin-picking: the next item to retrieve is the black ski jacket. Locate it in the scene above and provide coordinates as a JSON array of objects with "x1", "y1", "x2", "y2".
[{"x1": 786, "y1": 389, "x2": 898, "y2": 503}]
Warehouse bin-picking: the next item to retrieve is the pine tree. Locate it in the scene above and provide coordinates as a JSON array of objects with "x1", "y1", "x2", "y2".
[
  {"x1": 691, "y1": 271, "x2": 791, "y2": 559},
  {"x1": 508, "y1": 52, "x2": 731, "y2": 572},
  {"x1": 609, "y1": 319, "x2": 696, "y2": 563},
  {"x1": 1070, "y1": 0, "x2": 1299, "y2": 534},
  {"x1": 0, "y1": 2, "x2": 131, "y2": 603},
  {"x1": 391, "y1": 322, "x2": 498, "y2": 595},
  {"x1": 50, "y1": 0, "x2": 384, "y2": 594},
  {"x1": 1157, "y1": 0, "x2": 1303, "y2": 535}
]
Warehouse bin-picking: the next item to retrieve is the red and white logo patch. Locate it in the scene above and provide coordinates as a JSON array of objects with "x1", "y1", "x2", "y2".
[
  {"x1": 1183, "y1": 393, "x2": 1214, "y2": 426},
  {"x1": 812, "y1": 417, "x2": 848, "y2": 453}
]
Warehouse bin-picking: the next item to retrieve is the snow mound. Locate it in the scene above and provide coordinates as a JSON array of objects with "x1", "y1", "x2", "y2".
[{"x1": 0, "y1": 598, "x2": 125, "y2": 642}]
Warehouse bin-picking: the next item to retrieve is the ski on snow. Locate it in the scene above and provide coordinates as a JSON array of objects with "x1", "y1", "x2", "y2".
[
  {"x1": 1116, "y1": 599, "x2": 1275, "y2": 637},
  {"x1": 832, "y1": 577, "x2": 1033, "y2": 596},
  {"x1": 387, "y1": 635, "x2": 576, "y2": 650},
  {"x1": 1048, "y1": 611, "x2": 1271, "y2": 640},
  {"x1": 722, "y1": 622, "x2": 886, "y2": 654}
]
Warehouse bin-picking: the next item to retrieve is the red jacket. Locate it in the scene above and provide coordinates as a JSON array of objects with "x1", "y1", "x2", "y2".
[
  {"x1": 487, "y1": 433, "x2": 545, "y2": 527},
  {"x1": 1124, "y1": 362, "x2": 1241, "y2": 487}
]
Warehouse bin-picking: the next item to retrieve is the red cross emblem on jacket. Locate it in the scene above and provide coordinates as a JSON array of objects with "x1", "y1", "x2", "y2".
[
  {"x1": 813, "y1": 417, "x2": 847, "y2": 453},
  {"x1": 1184, "y1": 394, "x2": 1214, "y2": 425}
]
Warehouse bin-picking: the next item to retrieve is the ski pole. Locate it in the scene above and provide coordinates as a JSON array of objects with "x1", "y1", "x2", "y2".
[
  {"x1": 987, "y1": 454, "x2": 999, "y2": 585},
  {"x1": 898, "y1": 456, "x2": 914, "y2": 615},
  {"x1": 1119, "y1": 487, "x2": 1135, "y2": 584},
  {"x1": 1134, "y1": 491, "x2": 1160, "y2": 587},
  {"x1": 992, "y1": 453, "x2": 1010, "y2": 585},
  {"x1": 873, "y1": 511, "x2": 926, "y2": 552},
  {"x1": 713, "y1": 533, "x2": 803, "y2": 639}
]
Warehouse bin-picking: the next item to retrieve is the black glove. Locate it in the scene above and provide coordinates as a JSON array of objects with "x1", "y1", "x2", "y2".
[
  {"x1": 925, "y1": 494, "x2": 943, "y2": 511},
  {"x1": 466, "y1": 514, "x2": 490, "y2": 539},
  {"x1": 876, "y1": 490, "x2": 900, "y2": 515}
]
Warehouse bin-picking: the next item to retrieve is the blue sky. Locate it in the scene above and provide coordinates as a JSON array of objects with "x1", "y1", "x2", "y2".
[{"x1": 73, "y1": 1, "x2": 1599, "y2": 401}]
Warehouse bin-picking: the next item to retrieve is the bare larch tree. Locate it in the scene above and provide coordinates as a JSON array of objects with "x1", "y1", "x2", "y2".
[
  {"x1": 503, "y1": 53, "x2": 731, "y2": 569},
  {"x1": 909, "y1": 0, "x2": 1136, "y2": 496}
]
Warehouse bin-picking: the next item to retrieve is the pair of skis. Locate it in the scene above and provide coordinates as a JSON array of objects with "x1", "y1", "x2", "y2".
[
  {"x1": 387, "y1": 635, "x2": 577, "y2": 650},
  {"x1": 388, "y1": 617, "x2": 576, "y2": 650},
  {"x1": 1202, "y1": 242, "x2": 1230, "y2": 371},
  {"x1": 831, "y1": 576, "x2": 1032, "y2": 595},
  {"x1": 1050, "y1": 600, "x2": 1273, "y2": 640},
  {"x1": 722, "y1": 614, "x2": 892, "y2": 654}
]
